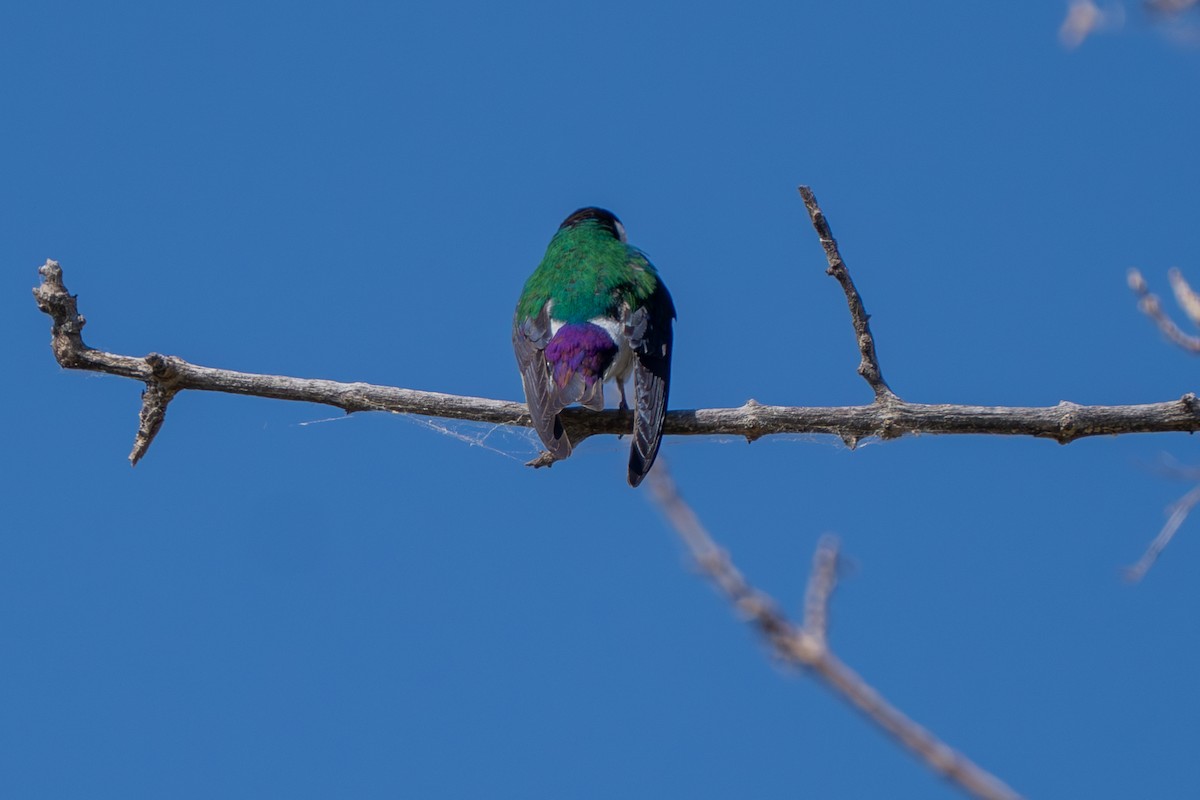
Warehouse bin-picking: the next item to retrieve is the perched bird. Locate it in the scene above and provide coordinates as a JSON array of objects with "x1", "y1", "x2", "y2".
[{"x1": 513, "y1": 207, "x2": 675, "y2": 487}]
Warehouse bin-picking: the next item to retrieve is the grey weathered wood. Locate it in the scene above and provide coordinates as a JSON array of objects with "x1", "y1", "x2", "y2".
[{"x1": 32, "y1": 259, "x2": 1200, "y2": 466}]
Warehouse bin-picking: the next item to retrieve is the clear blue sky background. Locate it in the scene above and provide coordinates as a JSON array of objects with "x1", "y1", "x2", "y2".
[{"x1": 4, "y1": 3, "x2": 1199, "y2": 798}]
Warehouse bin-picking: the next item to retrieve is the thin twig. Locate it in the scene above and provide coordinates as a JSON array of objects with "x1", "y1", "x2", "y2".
[
  {"x1": 1145, "y1": 0, "x2": 1200, "y2": 16},
  {"x1": 1060, "y1": 1, "x2": 1099, "y2": 48},
  {"x1": 1128, "y1": 267, "x2": 1200, "y2": 352},
  {"x1": 647, "y1": 466, "x2": 1022, "y2": 800},
  {"x1": 1147, "y1": 453, "x2": 1200, "y2": 483},
  {"x1": 1168, "y1": 268, "x2": 1200, "y2": 328},
  {"x1": 799, "y1": 186, "x2": 897, "y2": 402},
  {"x1": 1125, "y1": 268, "x2": 1200, "y2": 577},
  {"x1": 803, "y1": 534, "x2": 840, "y2": 644},
  {"x1": 1126, "y1": 482, "x2": 1200, "y2": 582},
  {"x1": 33, "y1": 260, "x2": 1200, "y2": 465}
]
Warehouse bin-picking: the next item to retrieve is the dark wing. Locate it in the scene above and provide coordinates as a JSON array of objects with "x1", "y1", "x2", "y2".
[
  {"x1": 513, "y1": 304, "x2": 572, "y2": 459},
  {"x1": 625, "y1": 281, "x2": 675, "y2": 487}
]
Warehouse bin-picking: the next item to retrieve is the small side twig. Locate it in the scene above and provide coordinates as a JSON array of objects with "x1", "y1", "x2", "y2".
[
  {"x1": 131, "y1": 380, "x2": 176, "y2": 465},
  {"x1": 1128, "y1": 267, "x2": 1200, "y2": 353},
  {"x1": 799, "y1": 186, "x2": 898, "y2": 403},
  {"x1": 33, "y1": 260, "x2": 187, "y2": 464},
  {"x1": 129, "y1": 354, "x2": 182, "y2": 465},
  {"x1": 802, "y1": 534, "x2": 840, "y2": 645},
  {"x1": 1145, "y1": 0, "x2": 1200, "y2": 17},
  {"x1": 1126, "y1": 481, "x2": 1200, "y2": 582},
  {"x1": 1167, "y1": 268, "x2": 1200, "y2": 327},
  {"x1": 647, "y1": 465, "x2": 1021, "y2": 800},
  {"x1": 1126, "y1": 267, "x2": 1200, "y2": 578}
]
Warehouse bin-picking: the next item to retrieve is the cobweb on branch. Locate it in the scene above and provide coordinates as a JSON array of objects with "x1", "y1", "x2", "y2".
[
  {"x1": 395, "y1": 414, "x2": 537, "y2": 461},
  {"x1": 294, "y1": 415, "x2": 354, "y2": 428},
  {"x1": 291, "y1": 397, "x2": 542, "y2": 461},
  {"x1": 293, "y1": 410, "x2": 862, "y2": 461},
  {"x1": 291, "y1": 378, "x2": 865, "y2": 465}
]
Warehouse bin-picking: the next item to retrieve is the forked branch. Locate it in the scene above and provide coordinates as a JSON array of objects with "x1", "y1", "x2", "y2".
[
  {"x1": 647, "y1": 466, "x2": 1022, "y2": 800},
  {"x1": 1125, "y1": 267, "x2": 1200, "y2": 577},
  {"x1": 1129, "y1": 267, "x2": 1200, "y2": 353}
]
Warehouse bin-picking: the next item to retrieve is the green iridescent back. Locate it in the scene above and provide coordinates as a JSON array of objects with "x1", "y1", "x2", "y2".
[{"x1": 516, "y1": 220, "x2": 661, "y2": 323}]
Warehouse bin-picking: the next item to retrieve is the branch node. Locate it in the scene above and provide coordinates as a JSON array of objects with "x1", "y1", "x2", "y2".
[
  {"x1": 1054, "y1": 401, "x2": 1083, "y2": 444},
  {"x1": 146, "y1": 352, "x2": 181, "y2": 382}
]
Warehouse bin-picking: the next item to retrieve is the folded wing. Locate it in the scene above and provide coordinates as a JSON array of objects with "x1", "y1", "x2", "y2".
[
  {"x1": 625, "y1": 281, "x2": 675, "y2": 486},
  {"x1": 513, "y1": 304, "x2": 572, "y2": 459}
]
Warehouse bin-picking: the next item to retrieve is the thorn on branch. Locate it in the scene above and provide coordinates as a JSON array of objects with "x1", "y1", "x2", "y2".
[
  {"x1": 128, "y1": 353, "x2": 184, "y2": 466},
  {"x1": 798, "y1": 187, "x2": 899, "y2": 404},
  {"x1": 131, "y1": 381, "x2": 177, "y2": 466}
]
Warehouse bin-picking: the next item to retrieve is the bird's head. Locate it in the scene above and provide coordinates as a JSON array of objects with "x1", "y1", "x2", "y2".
[{"x1": 559, "y1": 207, "x2": 627, "y2": 243}]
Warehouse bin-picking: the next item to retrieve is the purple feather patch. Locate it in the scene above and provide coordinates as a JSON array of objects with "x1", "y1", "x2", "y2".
[{"x1": 544, "y1": 323, "x2": 618, "y2": 390}]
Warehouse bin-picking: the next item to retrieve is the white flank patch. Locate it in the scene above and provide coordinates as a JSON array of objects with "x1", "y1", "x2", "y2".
[
  {"x1": 588, "y1": 316, "x2": 624, "y2": 342},
  {"x1": 590, "y1": 316, "x2": 634, "y2": 383}
]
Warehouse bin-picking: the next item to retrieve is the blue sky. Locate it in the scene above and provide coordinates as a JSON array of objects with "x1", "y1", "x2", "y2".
[{"x1": 5, "y1": 2, "x2": 1200, "y2": 798}]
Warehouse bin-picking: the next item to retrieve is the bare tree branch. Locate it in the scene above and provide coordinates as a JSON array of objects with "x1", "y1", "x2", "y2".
[
  {"x1": 1058, "y1": 1, "x2": 1200, "y2": 50},
  {"x1": 1145, "y1": 0, "x2": 1200, "y2": 16},
  {"x1": 1126, "y1": 483, "x2": 1200, "y2": 582},
  {"x1": 799, "y1": 186, "x2": 897, "y2": 403},
  {"x1": 1167, "y1": 268, "x2": 1200, "y2": 327},
  {"x1": 33, "y1": 258, "x2": 1200, "y2": 466},
  {"x1": 1123, "y1": 267, "x2": 1200, "y2": 352},
  {"x1": 1059, "y1": 0, "x2": 1125, "y2": 49},
  {"x1": 647, "y1": 466, "x2": 1022, "y2": 800},
  {"x1": 29, "y1": 190, "x2": 1187, "y2": 790},
  {"x1": 803, "y1": 534, "x2": 840, "y2": 645},
  {"x1": 1125, "y1": 267, "x2": 1200, "y2": 577}
]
